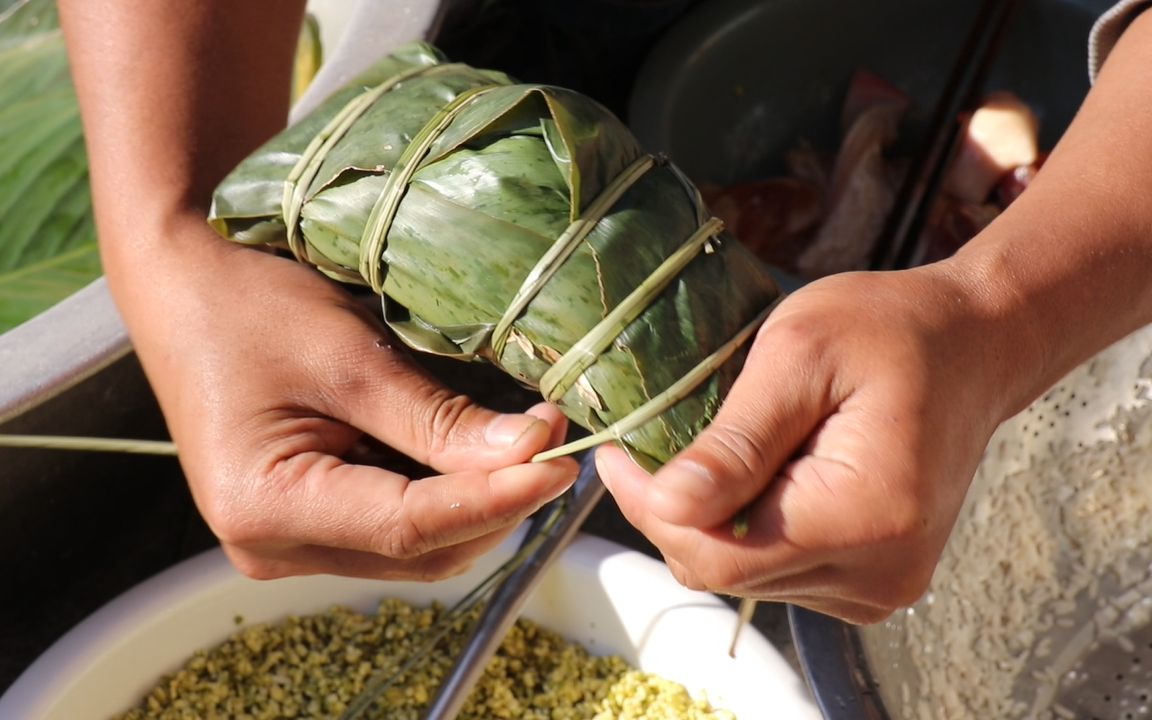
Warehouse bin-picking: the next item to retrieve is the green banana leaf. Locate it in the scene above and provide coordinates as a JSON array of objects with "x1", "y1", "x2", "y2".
[
  {"x1": 0, "y1": 0, "x2": 101, "y2": 333},
  {"x1": 0, "y1": 0, "x2": 324, "y2": 335},
  {"x1": 210, "y1": 42, "x2": 782, "y2": 467},
  {"x1": 0, "y1": 0, "x2": 58, "y2": 46}
]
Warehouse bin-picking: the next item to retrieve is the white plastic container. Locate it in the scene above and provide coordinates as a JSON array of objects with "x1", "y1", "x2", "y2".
[{"x1": 0, "y1": 532, "x2": 820, "y2": 720}]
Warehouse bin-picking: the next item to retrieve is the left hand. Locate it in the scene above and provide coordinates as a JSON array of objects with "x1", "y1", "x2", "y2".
[{"x1": 597, "y1": 263, "x2": 1030, "y2": 624}]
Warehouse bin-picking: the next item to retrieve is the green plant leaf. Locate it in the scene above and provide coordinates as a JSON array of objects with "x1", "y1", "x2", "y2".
[
  {"x1": 0, "y1": 0, "x2": 60, "y2": 48},
  {"x1": 0, "y1": 0, "x2": 327, "y2": 334},
  {"x1": 0, "y1": 0, "x2": 101, "y2": 334},
  {"x1": 0, "y1": 241, "x2": 101, "y2": 330}
]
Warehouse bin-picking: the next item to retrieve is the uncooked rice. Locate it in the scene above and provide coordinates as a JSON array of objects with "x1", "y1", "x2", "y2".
[{"x1": 859, "y1": 327, "x2": 1152, "y2": 718}]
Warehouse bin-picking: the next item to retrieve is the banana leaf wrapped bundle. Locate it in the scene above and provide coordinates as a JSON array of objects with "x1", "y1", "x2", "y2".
[{"x1": 208, "y1": 42, "x2": 782, "y2": 468}]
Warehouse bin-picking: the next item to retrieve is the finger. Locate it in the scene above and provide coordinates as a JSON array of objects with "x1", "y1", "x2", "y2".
[
  {"x1": 213, "y1": 451, "x2": 577, "y2": 559},
  {"x1": 652, "y1": 450, "x2": 912, "y2": 586},
  {"x1": 738, "y1": 458, "x2": 938, "y2": 610},
  {"x1": 644, "y1": 314, "x2": 836, "y2": 529},
  {"x1": 662, "y1": 552, "x2": 898, "y2": 625},
  {"x1": 767, "y1": 446, "x2": 931, "y2": 555},
  {"x1": 220, "y1": 526, "x2": 514, "y2": 582},
  {"x1": 597, "y1": 443, "x2": 724, "y2": 560},
  {"x1": 599, "y1": 444, "x2": 826, "y2": 588},
  {"x1": 776, "y1": 594, "x2": 896, "y2": 626},
  {"x1": 305, "y1": 317, "x2": 568, "y2": 473},
  {"x1": 598, "y1": 445, "x2": 777, "y2": 575},
  {"x1": 540, "y1": 402, "x2": 571, "y2": 448},
  {"x1": 627, "y1": 449, "x2": 936, "y2": 611},
  {"x1": 730, "y1": 560, "x2": 927, "y2": 615}
]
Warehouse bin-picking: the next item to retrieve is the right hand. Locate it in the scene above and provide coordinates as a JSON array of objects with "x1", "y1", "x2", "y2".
[
  {"x1": 598, "y1": 264, "x2": 1029, "y2": 623},
  {"x1": 116, "y1": 218, "x2": 577, "y2": 582}
]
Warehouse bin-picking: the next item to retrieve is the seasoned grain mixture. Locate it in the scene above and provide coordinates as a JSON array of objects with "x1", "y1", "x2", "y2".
[{"x1": 114, "y1": 598, "x2": 735, "y2": 720}]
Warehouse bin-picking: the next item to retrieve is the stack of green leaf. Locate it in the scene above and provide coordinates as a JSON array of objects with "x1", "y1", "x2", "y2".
[
  {"x1": 210, "y1": 42, "x2": 782, "y2": 467},
  {"x1": 0, "y1": 0, "x2": 100, "y2": 333}
]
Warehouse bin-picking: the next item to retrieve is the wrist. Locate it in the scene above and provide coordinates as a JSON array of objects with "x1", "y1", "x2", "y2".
[
  {"x1": 939, "y1": 186, "x2": 1152, "y2": 419},
  {"x1": 98, "y1": 209, "x2": 262, "y2": 327},
  {"x1": 930, "y1": 6, "x2": 1152, "y2": 419}
]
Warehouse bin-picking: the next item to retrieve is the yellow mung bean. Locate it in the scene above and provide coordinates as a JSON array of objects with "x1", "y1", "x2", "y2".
[{"x1": 114, "y1": 598, "x2": 736, "y2": 720}]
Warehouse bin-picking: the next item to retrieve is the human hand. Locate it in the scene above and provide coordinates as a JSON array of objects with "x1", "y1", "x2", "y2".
[
  {"x1": 120, "y1": 220, "x2": 577, "y2": 582},
  {"x1": 56, "y1": 0, "x2": 571, "y2": 583},
  {"x1": 597, "y1": 263, "x2": 1031, "y2": 623}
]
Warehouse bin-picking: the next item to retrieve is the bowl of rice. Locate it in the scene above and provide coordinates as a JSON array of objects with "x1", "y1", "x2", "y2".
[{"x1": 0, "y1": 529, "x2": 821, "y2": 720}]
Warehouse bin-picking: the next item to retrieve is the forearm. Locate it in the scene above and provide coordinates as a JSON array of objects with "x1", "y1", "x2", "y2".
[
  {"x1": 944, "y1": 9, "x2": 1152, "y2": 416},
  {"x1": 58, "y1": 1, "x2": 304, "y2": 292}
]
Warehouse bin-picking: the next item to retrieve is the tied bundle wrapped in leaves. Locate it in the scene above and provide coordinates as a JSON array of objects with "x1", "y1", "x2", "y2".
[{"x1": 209, "y1": 42, "x2": 782, "y2": 468}]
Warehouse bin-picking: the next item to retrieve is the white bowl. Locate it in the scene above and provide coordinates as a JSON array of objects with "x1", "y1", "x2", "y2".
[{"x1": 0, "y1": 531, "x2": 820, "y2": 720}]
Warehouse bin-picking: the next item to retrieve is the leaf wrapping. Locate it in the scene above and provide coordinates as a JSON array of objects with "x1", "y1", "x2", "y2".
[{"x1": 209, "y1": 43, "x2": 781, "y2": 466}]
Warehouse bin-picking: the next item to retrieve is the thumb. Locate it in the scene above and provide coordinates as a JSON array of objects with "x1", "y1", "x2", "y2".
[
  {"x1": 644, "y1": 338, "x2": 831, "y2": 529},
  {"x1": 317, "y1": 327, "x2": 568, "y2": 474}
]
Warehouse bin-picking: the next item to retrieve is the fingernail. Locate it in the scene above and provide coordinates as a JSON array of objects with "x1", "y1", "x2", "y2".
[
  {"x1": 654, "y1": 459, "x2": 717, "y2": 500},
  {"x1": 484, "y1": 414, "x2": 542, "y2": 448},
  {"x1": 594, "y1": 452, "x2": 612, "y2": 487}
]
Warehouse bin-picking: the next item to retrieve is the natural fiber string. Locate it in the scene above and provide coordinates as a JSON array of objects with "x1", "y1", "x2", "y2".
[
  {"x1": 357, "y1": 84, "x2": 500, "y2": 293},
  {"x1": 532, "y1": 295, "x2": 782, "y2": 463},
  {"x1": 527, "y1": 155, "x2": 783, "y2": 460},
  {"x1": 539, "y1": 216, "x2": 725, "y2": 404},
  {"x1": 280, "y1": 62, "x2": 465, "y2": 267},
  {"x1": 0, "y1": 434, "x2": 178, "y2": 455},
  {"x1": 488, "y1": 154, "x2": 657, "y2": 361}
]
